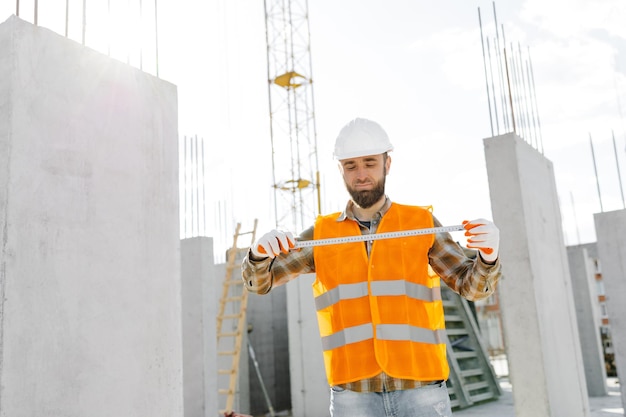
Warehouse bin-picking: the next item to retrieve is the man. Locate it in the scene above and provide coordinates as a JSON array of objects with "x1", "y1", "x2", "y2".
[{"x1": 242, "y1": 118, "x2": 501, "y2": 417}]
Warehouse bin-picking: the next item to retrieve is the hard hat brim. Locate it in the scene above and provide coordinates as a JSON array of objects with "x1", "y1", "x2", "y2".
[{"x1": 334, "y1": 146, "x2": 394, "y2": 160}]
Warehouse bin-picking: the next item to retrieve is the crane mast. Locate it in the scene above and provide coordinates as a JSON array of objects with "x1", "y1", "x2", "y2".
[{"x1": 263, "y1": 0, "x2": 320, "y2": 232}]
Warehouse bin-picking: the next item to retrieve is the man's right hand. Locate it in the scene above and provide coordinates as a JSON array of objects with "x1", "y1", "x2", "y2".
[{"x1": 251, "y1": 230, "x2": 295, "y2": 259}]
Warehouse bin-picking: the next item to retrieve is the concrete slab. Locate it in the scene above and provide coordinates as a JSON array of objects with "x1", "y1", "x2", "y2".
[
  {"x1": 0, "y1": 15, "x2": 182, "y2": 417},
  {"x1": 567, "y1": 244, "x2": 609, "y2": 397},
  {"x1": 595, "y1": 209, "x2": 626, "y2": 407},
  {"x1": 484, "y1": 133, "x2": 590, "y2": 416},
  {"x1": 181, "y1": 237, "x2": 219, "y2": 417}
]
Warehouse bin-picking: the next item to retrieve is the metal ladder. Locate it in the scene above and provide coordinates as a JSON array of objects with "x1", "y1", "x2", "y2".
[
  {"x1": 217, "y1": 220, "x2": 258, "y2": 416},
  {"x1": 442, "y1": 284, "x2": 502, "y2": 409}
]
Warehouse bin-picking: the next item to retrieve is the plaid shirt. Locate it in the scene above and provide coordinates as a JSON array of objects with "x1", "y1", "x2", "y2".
[{"x1": 242, "y1": 197, "x2": 501, "y2": 392}]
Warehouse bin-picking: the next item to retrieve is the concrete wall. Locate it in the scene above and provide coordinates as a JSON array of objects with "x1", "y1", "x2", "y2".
[
  {"x1": 181, "y1": 238, "x2": 218, "y2": 417},
  {"x1": 567, "y1": 244, "x2": 608, "y2": 397},
  {"x1": 181, "y1": 238, "x2": 298, "y2": 417},
  {"x1": 286, "y1": 274, "x2": 330, "y2": 417},
  {"x1": 484, "y1": 133, "x2": 589, "y2": 417},
  {"x1": 247, "y1": 284, "x2": 292, "y2": 414},
  {"x1": 594, "y1": 209, "x2": 626, "y2": 406},
  {"x1": 0, "y1": 15, "x2": 182, "y2": 417}
]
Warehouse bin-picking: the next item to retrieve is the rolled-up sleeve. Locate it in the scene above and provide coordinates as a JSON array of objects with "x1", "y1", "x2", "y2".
[
  {"x1": 241, "y1": 246, "x2": 315, "y2": 294},
  {"x1": 428, "y1": 217, "x2": 501, "y2": 301},
  {"x1": 242, "y1": 254, "x2": 275, "y2": 294}
]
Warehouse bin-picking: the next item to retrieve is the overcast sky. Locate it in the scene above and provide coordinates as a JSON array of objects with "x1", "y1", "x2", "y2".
[{"x1": 3, "y1": 0, "x2": 626, "y2": 250}]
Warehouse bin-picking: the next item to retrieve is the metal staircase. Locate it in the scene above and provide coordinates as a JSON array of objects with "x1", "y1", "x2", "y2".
[
  {"x1": 442, "y1": 284, "x2": 502, "y2": 409},
  {"x1": 216, "y1": 220, "x2": 258, "y2": 416}
]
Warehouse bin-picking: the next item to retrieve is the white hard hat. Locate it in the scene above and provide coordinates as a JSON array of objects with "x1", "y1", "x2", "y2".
[{"x1": 333, "y1": 118, "x2": 394, "y2": 160}]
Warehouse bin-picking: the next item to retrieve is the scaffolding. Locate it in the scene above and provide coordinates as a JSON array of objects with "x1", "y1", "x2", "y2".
[{"x1": 263, "y1": 0, "x2": 320, "y2": 232}]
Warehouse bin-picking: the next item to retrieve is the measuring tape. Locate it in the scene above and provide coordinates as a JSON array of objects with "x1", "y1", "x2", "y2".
[{"x1": 293, "y1": 224, "x2": 466, "y2": 249}]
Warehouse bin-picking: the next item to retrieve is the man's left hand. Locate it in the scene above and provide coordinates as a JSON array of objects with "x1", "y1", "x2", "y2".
[{"x1": 463, "y1": 218, "x2": 500, "y2": 263}]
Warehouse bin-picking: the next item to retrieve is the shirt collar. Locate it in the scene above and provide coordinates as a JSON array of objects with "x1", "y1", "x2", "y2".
[{"x1": 336, "y1": 196, "x2": 392, "y2": 222}]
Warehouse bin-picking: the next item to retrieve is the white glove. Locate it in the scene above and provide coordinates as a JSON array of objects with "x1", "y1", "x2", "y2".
[
  {"x1": 463, "y1": 218, "x2": 500, "y2": 263},
  {"x1": 251, "y1": 229, "x2": 295, "y2": 259}
]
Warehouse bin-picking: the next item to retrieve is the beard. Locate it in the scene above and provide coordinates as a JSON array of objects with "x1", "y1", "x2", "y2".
[{"x1": 345, "y1": 177, "x2": 386, "y2": 209}]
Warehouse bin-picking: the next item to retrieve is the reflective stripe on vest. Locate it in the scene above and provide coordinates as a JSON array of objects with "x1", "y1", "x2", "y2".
[
  {"x1": 314, "y1": 282, "x2": 369, "y2": 311},
  {"x1": 321, "y1": 323, "x2": 446, "y2": 351},
  {"x1": 370, "y1": 280, "x2": 441, "y2": 302},
  {"x1": 376, "y1": 324, "x2": 446, "y2": 345},
  {"x1": 314, "y1": 280, "x2": 440, "y2": 311},
  {"x1": 321, "y1": 323, "x2": 373, "y2": 351}
]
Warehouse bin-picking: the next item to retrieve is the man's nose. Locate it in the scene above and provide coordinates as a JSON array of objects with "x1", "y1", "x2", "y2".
[
  {"x1": 355, "y1": 168, "x2": 369, "y2": 182},
  {"x1": 355, "y1": 167, "x2": 369, "y2": 180}
]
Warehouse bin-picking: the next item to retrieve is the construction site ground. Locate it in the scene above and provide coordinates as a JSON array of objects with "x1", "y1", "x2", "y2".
[{"x1": 453, "y1": 377, "x2": 623, "y2": 417}]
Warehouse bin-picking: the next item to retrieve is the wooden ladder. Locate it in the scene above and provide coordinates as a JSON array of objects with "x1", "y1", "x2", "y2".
[{"x1": 217, "y1": 220, "x2": 258, "y2": 416}]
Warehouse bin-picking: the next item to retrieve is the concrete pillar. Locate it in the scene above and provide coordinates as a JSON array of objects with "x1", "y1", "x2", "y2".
[
  {"x1": 484, "y1": 133, "x2": 589, "y2": 417},
  {"x1": 567, "y1": 244, "x2": 608, "y2": 397},
  {"x1": 247, "y1": 284, "x2": 292, "y2": 414},
  {"x1": 0, "y1": 15, "x2": 182, "y2": 417},
  {"x1": 594, "y1": 209, "x2": 626, "y2": 406},
  {"x1": 286, "y1": 273, "x2": 330, "y2": 417},
  {"x1": 181, "y1": 237, "x2": 218, "y2": 417}
]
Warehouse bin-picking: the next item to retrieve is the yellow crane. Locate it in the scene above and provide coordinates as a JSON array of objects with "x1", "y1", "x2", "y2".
[
  {"x1": 263, "y1": 0, "x2": 321, "y2": 232},
  {"x1": 218, "y1": 2, "x2": 321, "y2": 415}
]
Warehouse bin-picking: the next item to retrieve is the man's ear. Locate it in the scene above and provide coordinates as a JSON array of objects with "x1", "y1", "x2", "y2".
[{"x1": 385, "y1": 155, "x2": 392, "y2": 174}]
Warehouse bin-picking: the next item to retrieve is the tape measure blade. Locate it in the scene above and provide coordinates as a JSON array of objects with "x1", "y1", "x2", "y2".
[{"x1": 293, "y1": 224, "x2": 464, "y2": 249}]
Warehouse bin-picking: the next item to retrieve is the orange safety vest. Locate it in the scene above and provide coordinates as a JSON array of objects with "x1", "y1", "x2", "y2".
[{"x1": 312, "y1": 203, "x2": 449, "y2": 386}]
